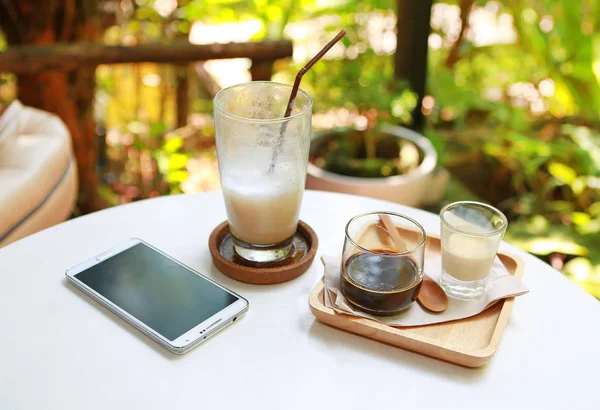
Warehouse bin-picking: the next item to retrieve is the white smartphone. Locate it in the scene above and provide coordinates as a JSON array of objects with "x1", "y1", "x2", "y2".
[{"x1": 65, "y1": 238, "x2": 248, "y2": 354}]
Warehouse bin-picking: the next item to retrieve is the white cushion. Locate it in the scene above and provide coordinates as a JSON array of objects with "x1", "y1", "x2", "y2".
[
  {"x1": 0, "y1": 100, "x2": 23, "y2": 152},
  {"x1": 0, "y1": 104, "x2": 77, "y2": 245}
]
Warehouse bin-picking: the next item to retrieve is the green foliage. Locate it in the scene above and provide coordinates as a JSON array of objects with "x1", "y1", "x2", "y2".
[
  {"x1": 269, "y1": 1, "x2": 415, "y2": 127},
  {"x1": 155, "y1": 136, "x2": 189, "y2": 192},
  {"x1": 505, "y1": 216, "x2": 589, "y2": 256},
  {"x1": 427, "y1": 0, "x2": 600, "y2": 297},
  {"x1": 293, "y1": 51, "x2": 417, "y2": 124}
]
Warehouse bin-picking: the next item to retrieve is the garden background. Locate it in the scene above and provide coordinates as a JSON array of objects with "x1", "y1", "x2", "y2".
[{"x1": 1, "y1": 0, "x2": 598, "y2": 298}]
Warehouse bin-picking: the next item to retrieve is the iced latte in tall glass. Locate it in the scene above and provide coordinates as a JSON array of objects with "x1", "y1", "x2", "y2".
[{"x1": 214, "y1": 82, "x2": 312, "y2": 262}]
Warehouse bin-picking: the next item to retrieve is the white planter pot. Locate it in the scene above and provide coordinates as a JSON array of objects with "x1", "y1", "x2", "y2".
[{"x1": 306, "y1": 124, "x2": 448, "y2": 208}]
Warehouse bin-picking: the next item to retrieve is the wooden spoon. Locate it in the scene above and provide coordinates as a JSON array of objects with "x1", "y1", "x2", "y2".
[{"x1": 379, "y1": 214, "x2": 449, "y2": 313}]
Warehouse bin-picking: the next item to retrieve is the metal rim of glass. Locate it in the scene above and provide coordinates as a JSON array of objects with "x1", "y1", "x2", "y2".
[
  {"x1": 440, "y1": 201, "x2": 508, "y2": 237},
  {"x1": 344, "y1": 211, "x2": 427, "y2": 257},
  {"x1": 213, "y1": 81, "x2": 313, "y2": 124}
]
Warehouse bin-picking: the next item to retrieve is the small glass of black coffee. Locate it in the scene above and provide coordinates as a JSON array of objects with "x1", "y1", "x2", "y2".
[{"x1": 341, "y1": 212, "x2": 426, "y2": 315}]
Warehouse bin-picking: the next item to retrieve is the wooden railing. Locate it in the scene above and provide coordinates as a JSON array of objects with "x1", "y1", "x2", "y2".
[
  {"x1": 0, "y1": 39, "x2": 293, "y2": 127},
  {"x1": 0, "y1": 39, "x2": 294, "y2": 211},
  {"x1": 0, "y1": 40, "x2": 293, "y2": 73}
]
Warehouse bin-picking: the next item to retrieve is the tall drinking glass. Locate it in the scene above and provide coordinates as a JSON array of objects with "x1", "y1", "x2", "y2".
[{"x1": 214, "y1": 82, "x2": 312, "y2": 262}]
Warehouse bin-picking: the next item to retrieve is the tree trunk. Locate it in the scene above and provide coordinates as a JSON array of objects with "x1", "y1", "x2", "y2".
[
  {"x1": 445, "y1": 0, "x2": 475, "y2": 68},
  {"x1": 395, "y1": 0, "x2": 433, "y2": 131},
  {"x1": 0, "y1": 0, "x2": 104, "y2": 213}
]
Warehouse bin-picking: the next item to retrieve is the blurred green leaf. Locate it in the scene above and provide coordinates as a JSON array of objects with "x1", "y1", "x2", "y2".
[
  {"x1": 564, "y1": 125, "x2": 600, "y2": 171},
  {"x1": 505, "y1": 217, "x2": 588, "y2": 256},
  {"x1": 166, "y1": 170, "x2": 188, "y2": 183},
  {"x1": 548, "y1": 162, "x2": 577, "y2": 185},
  {"x1": 577, "y1": 219, "x2": 600, "y2": 235},
  {"x1": 546, "y1": 201, "x2": 575, "y2": 213},
  {"x1": 162, "y1": 137, "x2": 184, "y2": 153},
  {"x1": 571, "y1": 212, "x2": 592, "y2": 227},
  {"x1": 168, "y1": 153, "x2": 189, "y2": 170},
  {"x1": 589, "y1": 202, "x2": 600, "y2": 216},
  {"x1": 97, "y1": 185, "x2": 119, "y2": 207},
  {"x1": 149, "y1": 122, "x2": 167, "y2": 138},
  {"x1": 423, "y1": 128, "x2": 447, "y2": 165},
  {"x1": 156, "y1": 153, "x2": 169, "y2": 175}
]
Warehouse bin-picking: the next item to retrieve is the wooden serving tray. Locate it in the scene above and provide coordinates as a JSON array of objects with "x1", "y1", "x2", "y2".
[{"x1": 308, "y1": 231, "x2": 525, "y2": 368}]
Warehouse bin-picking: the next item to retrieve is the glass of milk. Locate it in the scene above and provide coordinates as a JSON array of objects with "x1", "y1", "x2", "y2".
[
  {"x1": 439, "y1": 201, "x2": 508, "y2": 299},
  {"x1": 214, "y1": 82, "x2": 312, "y2": 262}
]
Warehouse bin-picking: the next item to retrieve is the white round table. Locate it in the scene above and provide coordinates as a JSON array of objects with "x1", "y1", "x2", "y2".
[{"x1": 1, "y1": 191, "x2": 599, "y2": 409}]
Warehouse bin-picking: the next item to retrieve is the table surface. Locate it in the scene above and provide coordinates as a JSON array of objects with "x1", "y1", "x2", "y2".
[{"x1": 1, "y1": 190, "x2": 599, "y2": 410}]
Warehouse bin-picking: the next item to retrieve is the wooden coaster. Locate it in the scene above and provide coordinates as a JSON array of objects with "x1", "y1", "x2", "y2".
[{"x1": 208, "y1": 220, "x2": 318, "y2": 285}]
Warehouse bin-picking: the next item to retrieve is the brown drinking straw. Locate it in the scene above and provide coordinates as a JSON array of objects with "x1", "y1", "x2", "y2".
[{"x1": 268, "y1": 30, "x2": 346, "y2": 172}]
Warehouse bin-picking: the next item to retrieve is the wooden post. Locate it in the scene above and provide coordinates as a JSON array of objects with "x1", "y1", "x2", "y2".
[
  {"x1": 250, "y1": 59, "x2": 275, "y2": 81},
  {"x1": 395, "y1": 0, "x2": 433, "y2": 131},
  {"x1": 176, "y1": 64, "x2": 190, "y2": 128}
]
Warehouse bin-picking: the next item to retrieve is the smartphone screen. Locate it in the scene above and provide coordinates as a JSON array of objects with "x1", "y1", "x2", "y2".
[{"x1": 74, "y1": 243, "x2": 239, "y2": 341}]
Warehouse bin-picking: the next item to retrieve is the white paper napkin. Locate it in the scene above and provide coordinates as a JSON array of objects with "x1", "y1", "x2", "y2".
[{"x1": 321, "y1": 254, "x2": 529, "y2": 327}]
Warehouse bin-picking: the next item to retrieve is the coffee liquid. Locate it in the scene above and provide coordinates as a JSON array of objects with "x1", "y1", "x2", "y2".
[{"x1": 342, "y1": 249, "x2": 422, "y2": 315}]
